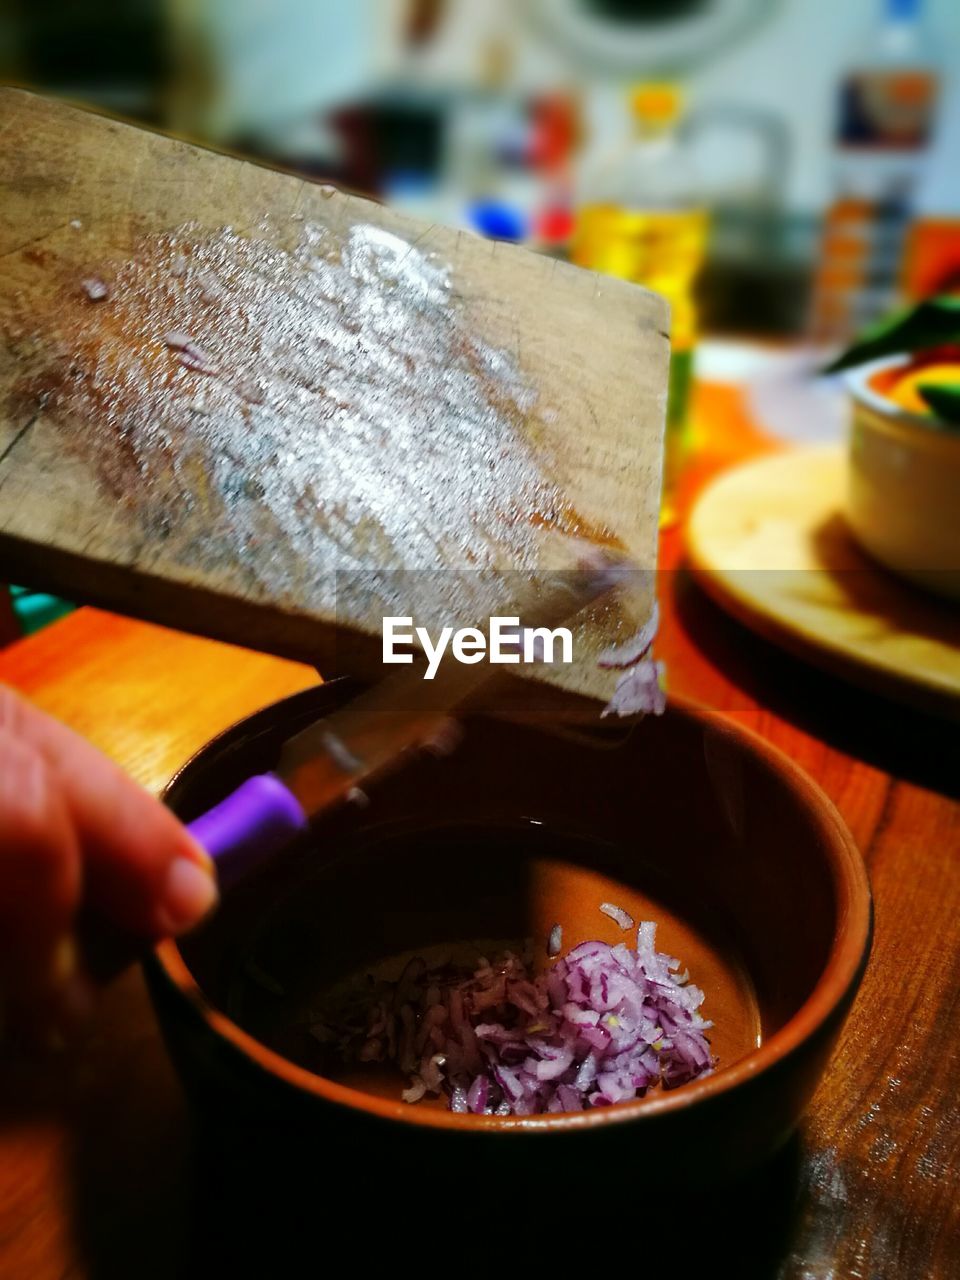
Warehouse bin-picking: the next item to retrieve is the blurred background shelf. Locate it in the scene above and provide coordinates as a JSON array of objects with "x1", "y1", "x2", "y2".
[
  {"x1": 2, "y1": 0, "x2": 956, "y2": 332},
  {"x1": 2, "y1": 0, "x2": 958, "y2": 625}
]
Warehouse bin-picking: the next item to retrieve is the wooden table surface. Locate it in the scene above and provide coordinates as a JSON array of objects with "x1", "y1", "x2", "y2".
[{"x1": 0, "y1": 383, "x2": 958, "y2": 1278}]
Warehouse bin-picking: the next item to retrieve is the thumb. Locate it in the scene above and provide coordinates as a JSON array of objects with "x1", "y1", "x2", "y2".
[{"x1": 0, "y1": 687, "x2": 218, "y2": 942}]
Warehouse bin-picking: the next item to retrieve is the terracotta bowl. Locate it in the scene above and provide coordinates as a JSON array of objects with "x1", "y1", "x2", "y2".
[{"x1": 146, "y1": 679, "x2": 871, "y2": 1187}]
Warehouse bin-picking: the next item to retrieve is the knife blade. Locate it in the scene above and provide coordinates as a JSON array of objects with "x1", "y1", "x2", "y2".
[{"x1": 187, "y1": 550, "x2": 632, "y2": 888}]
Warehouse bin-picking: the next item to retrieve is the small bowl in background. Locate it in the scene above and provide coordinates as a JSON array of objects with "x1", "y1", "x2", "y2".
[
  {"x1": 847, "y1": 357, "x2": 960, "y2": 600},
  {"x1": 145, "y1": 679, "x2": 871, "y2": 1190}
]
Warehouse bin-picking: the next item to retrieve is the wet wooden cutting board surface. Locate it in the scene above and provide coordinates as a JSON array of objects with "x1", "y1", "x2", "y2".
[{"x1": 0, "y1": 89, "x2": 669, "y2": 696}]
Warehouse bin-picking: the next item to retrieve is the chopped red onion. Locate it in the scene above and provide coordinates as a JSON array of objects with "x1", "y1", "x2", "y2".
[
  {"x1": 601, "y1": 659, "x2": 667, "y2": 719},
  {"x1": 308, "y1": 921, "x2": 713, "y2": 1117},
  {"x1": 598, "y1": 600, "x2": 660, "y2": 669},
  {"x1": 177, "y1": 348, "x2": 216, "y2": 374},
  {"x1": 599, "y1": 902, "x2": 634, "y2": 930},
  {"x1": 163, "y1": 331, "x2": 215, "y2": 374},
  {"x1": 235, "y1": 376, "x2": 265, "y2": 405},
  {"x1": 81, "y1": 277, "x2": 109, "y2": 301},
  {"x1": 599, "y1": 602, "x2": 666, "y2": 719},
  {"x1": 467, "y1": 1074, "x2": 490, "y2": 1113},
  {"x1": 198, "y1": 271, "x2": 223, "y2": 303},
  {"x1": 162, "y1": 330, "x2": 192, "y2": 350}
]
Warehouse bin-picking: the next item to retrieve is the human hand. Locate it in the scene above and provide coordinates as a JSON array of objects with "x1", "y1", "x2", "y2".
[{"x1": 0, "y1": 686, "x2": 218, "y2": 1044}]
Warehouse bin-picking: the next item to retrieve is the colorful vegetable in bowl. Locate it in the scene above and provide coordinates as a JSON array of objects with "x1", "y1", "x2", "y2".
[
  {"x1": 827, "y1": 297, "x2": 960, "y2": 598},
  {"x1": 826, "y1": 295, "x2": 960, "y2": 428}
]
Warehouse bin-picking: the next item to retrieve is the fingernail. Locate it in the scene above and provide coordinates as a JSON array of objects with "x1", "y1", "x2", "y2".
[
  {"x1": 184, "y1": 835, "x2": 215, "y2": 875},
  {"x1": 157, "y1": 857, "x2": 219, "y2": 935}
]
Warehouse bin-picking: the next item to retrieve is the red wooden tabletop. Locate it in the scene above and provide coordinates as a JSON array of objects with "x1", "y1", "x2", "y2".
[{"x1": 0, "y1": 383, "x2": 957, "y2": 1278}]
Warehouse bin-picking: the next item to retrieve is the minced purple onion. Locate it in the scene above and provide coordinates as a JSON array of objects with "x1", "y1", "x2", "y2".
[
  {"x1": 81, "y1": 277, "x2": 109, "y2": 301},
  {"x1": 599, "y1": 902, "x2": 634, "y2": 930},
  {"x1": 308, "y1": 918, "x2": 713, "y2": 1116},
  {"x1": 600, "y1": 603, "x2": 666, "y2": 719}
]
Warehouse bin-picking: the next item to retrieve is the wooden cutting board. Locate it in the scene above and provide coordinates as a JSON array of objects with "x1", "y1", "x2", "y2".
[
  {"x1": 0, "y1": 89, "x2": 669, "y2": 700},
  {"x1": 686, "y1": 446, "x2": 960, "y2": 719}
]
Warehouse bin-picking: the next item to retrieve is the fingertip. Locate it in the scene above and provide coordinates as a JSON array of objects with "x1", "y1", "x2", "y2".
[
  {"x1": 155, "y1": 855, "x2": 219, "y2": 937},
  {"x1": 179, "y1": 828, "x2": 215, "y2": 875},
  {"x1": 74, "y1": 764, "x2": 218, "y2": 938}
]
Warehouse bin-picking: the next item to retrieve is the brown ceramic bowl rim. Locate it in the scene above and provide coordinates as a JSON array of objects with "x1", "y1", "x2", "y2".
[{"x1": 153, "y1": 690, "x2": 871, "y2": 1134}]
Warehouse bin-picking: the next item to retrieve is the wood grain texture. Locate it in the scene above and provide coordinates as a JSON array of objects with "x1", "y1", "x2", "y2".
[
  {"x1": 0, "y1": 384, "x2": 957, "y2": 1277},
  {"x1": 0, "y1": 88, "x2": 668, "y2": 699}
]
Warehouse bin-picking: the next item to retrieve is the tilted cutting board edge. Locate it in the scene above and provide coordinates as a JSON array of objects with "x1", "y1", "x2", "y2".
[{"x1": 0, "y1": 89, "x2": 670, "y2": 699}]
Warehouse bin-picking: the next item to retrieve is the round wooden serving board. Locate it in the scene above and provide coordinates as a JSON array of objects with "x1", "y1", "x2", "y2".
[{"x1": 686, "y1": 446, "x2": 960, "y2": 719}]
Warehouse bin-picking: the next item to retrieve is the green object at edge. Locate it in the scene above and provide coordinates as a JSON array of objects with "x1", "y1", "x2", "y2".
[
  {"x1": 917, "y1": 382, "x2": 960, "y2": 425},
  {"x1": 824, "y1": 296, "x2": 960, "y2": 376},
  {"x1": 10, "y1": 586, "x2": 74, "y2": 636}
]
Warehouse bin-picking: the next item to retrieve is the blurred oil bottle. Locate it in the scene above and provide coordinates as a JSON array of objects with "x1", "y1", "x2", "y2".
[
  {"x1": 810, "y1": 0, "x2": 939, "y2": 344},
  {"x1": 572, "y1": 84, "x2": 708, "y2": 527}
]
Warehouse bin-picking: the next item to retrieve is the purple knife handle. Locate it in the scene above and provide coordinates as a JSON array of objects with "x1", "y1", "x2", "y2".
[{"x1": 187, "y1": 774, "x2": 308, "y2": 889}]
